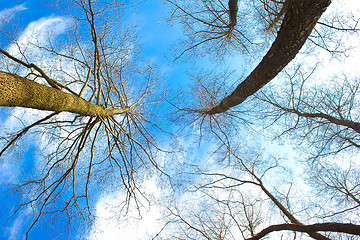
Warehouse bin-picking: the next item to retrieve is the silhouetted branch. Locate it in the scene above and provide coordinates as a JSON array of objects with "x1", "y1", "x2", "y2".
[{"x1": 247, "y1": 222, "x2": 360, "y2": 240}]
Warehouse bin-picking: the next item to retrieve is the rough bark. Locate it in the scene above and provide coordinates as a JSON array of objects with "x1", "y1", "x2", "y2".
[
  {"x1": 0, "y1": 71, "x2": 129, "y2": 117},
  {"x1": 228, "y1": 0, "x2": 238, "y2": 28},
  {"x1": 247, "y1": 222, "x2": 360, "y2": 240},
  {"x1": 208, "y1": 0, "x2": 332, "y2": 114}
]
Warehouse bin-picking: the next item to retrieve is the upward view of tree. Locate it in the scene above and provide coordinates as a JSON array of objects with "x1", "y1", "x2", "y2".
[
  {"x1": 0, "y1": 0, "x2": 360, "y2": 239},
  {"x1": 168, "y1": 0, "x2": 331, "y2": 114},
  {"x1": 0, "y1": 1, "x2": 164, "y2": 238}
]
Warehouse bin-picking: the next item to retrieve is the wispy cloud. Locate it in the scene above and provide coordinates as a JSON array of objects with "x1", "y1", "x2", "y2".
[
  {"x1": 0, "y1": 162, "x2": 19, "y2": 184},
  {"x1": 0, "y1": 4, "x2": 27, "y2": 28},
  {"x1": 7, "y1": 16, "x2": 69, "y2": 57},
  {"x1": 0, "y1": 15, "x2": 71, "y2": 184}
]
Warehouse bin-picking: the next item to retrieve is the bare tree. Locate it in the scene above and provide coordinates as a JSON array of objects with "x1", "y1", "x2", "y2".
[
  {"x1": 2, "y1": 0, "x2": 359, "y2": 239},
  {"x1": 162, "y1": 1, "x2": 360, "y2": 239},
  {"x1": 308, "y1": 163, "x2": 360, "y2": 222},
  {"x1": 166, "y1": 0, "x2": 257, "y2": 60},
  {"x1": 247, "y1": 222, "x2": 360, "y2": 240},
  {"x1": 255, "y1": 65, "x2": 360, "y2": 159},
  {"x1": 167, "y1": 0, "x2": 331, "y2": 113},
  {"x1": 160, "y1": 145, "x2": 360, "y2": 240},
  {"x1": 0, "y1": 1, "x2": 166, "y2": 238},
  {"x1": 206, "y1": 0, "x2": 331, "y2": 114}
]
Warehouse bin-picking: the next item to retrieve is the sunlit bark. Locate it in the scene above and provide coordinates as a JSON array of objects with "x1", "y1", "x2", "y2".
[{"x1": 0, "y1": 71, "x2": 130, "y2": 117}]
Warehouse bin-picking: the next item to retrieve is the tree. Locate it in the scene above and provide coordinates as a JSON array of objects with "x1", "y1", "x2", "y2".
[
  {"x1": 254, "y1": 0, "x2": 290, "y2": 33},
  {"x1": 160, "y1": 143, "x2": 360, "y2": 240},
  {"x1": 167, "y1": 0, "x2": 331, "y2": 114},
  {"x1": 1, "y1": 0, "x2": 360, "y2": 239},
  {"x1": 0, "y1": 1, "x2": 165, "y2": 238},
  {"x1": 256, "y1": 67, "x2": 360, "y2": 159},
  {"x1": 165, "y1": 0, "x2": 255, "y2": 59},
  {"x1": 160, "y1": 0, "x2": 360, "y2": 236},
  {"x1": 0, "y1": 66, "x2": 129, "y2": 117},
  {"x1": 207, "y1": 0, "x2": 331, "y2": 114}
]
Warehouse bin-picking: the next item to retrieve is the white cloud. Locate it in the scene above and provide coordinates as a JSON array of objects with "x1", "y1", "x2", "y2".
[
  {"x1": 7, "y1": 16, "x2": 69, "y2": 58},
  {"x1": 0, "y1": 4, "x2": 27, "y2": 28},
  {"x1": 0, "y1": 162, "x2": 19, "y2": 184},
  {"x1": 0, "y1": 108, "x2": 34, "y2": 185},
  {"x1": 6, "y1": 204, "x2": 34, "y2": 240},
  {"x1": 0, "y1": 14, "x2": 72, "y2": 187},
  {"x1": 89, "y1": 176, "x2": 166, "y2": 240},
  {"x1": 2, "y1": 14, "x2": 72, "y2": 127}
]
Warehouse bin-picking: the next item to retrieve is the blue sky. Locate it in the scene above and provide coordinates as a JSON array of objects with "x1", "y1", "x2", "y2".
[
  {"x1": 1, "y1": 0, "x2": 360, "y2": 239},
  {"x1": 0, "y1": 0, "x2": 48, "y2": 226}
]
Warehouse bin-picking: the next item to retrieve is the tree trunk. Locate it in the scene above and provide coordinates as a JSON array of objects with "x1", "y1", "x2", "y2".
[
  {"x1": 208, "y1": 0, "x2": 331, "y2": 114},
  {"x1": 0, "y1": 71, "x2": 129, "y2": 117},
  {"x1": 228, "y1": 0, "x2": 238, "y2": 28},
  {"x1": 247, "y1": 222, "x2": 360, "y2": 240}
]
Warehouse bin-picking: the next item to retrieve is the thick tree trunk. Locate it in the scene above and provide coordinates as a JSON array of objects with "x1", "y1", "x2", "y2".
[
  {"x1": 247, "y1": 222, "x2": 360, "y2": 240},
  {"x1": 208, "y1": 0, "x2": 331, "y2": 114},
  {"x1": 228, "y1": 0, "x2": 238, "y2": 28},
  {"x1": 0, "y1": 71, "x2": 129, "y2": 117}
]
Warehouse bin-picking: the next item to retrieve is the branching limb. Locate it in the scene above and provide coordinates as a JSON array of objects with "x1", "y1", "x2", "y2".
[
  {"x1": 0, "y1": 49, "x2": 78, "y2": 95},
  {"x1": 247, "y1": 222, "x2": 360, "y2": 240},
  {"x1": 0, "y1": 112, "x2": 59, "y2": 157}
]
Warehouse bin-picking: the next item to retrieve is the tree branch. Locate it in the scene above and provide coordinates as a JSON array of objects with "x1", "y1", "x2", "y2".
[
  {"x1": 228, "y1": 0, "x2": 238, "y2": 28},
  {"x1": 0, "y1": 71, "x2": 131, "y2": 117},
  {"x1": 247, "y1": 222, "x2": 360, "y2": 240},
  {"x1": 207, "y1": 0, "x2": 331, "y2": 114},
  {"x1": 0, "y1": 49, "x2": 79, "y2": 96}
]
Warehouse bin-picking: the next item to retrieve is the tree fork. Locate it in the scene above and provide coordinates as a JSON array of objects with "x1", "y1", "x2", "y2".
[
  {"x1": 208, "y1": 0, "x2": 331, "y2": 114},
  {"x1": 0, "y1": 71, "x2": 129, "y2": 117},
  {"x1": 257, "y1": 179, "x2": 330, "y2": 240}
]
